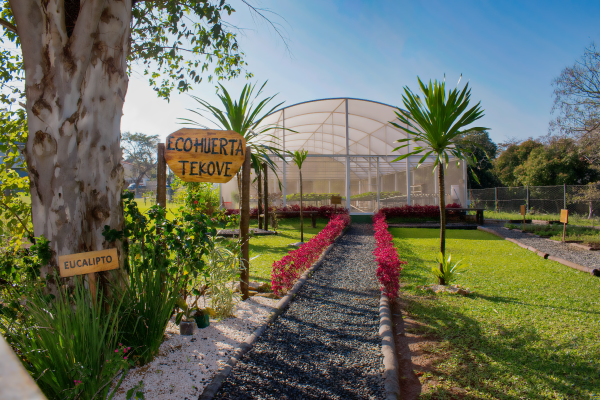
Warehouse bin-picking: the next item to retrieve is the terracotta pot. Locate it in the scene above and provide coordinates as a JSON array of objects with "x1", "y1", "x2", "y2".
[{"x1": 179, "y1": 320, "x2": 194, "y2": 335}]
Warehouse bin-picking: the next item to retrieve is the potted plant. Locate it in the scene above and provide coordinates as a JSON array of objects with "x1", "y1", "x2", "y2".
[
  {"x1": 193, "y1": 308, "x2": 210, "y2": 329},
  {"x1": 176, "y1": 297, "x2": 197, "y2": 335}
]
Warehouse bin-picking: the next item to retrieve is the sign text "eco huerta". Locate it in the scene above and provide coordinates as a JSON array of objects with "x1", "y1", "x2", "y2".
[{"x1": 164, "y1": 128, "x2": 246, "y2": 183}]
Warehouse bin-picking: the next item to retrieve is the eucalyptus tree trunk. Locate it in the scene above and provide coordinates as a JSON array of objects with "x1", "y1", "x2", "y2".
[
  {"x1": 258, "y1": 167, "x2": 263, "y2": 230},
  {"x1": 300, "y1": 169, "x2": 304, "y2": 243},
  {"x1": 438, "y1": 166, "x2": 446, "y2": 285},
  {"x1": 10, "y1": 0, "x2": 130, "y2": 294}
]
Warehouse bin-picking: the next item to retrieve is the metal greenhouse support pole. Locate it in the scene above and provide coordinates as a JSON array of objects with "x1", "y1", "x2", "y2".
[
  {"x1": 376, "y1": 157, "x2": 380, "y2": 210},
  {"x1": 257, "y1": 167, "x2": 263, "y2": 230},
  {"x1": 240, "y1": 146, "x2": 251, "y2": 301},
  {"x1": 345, "y1": 99, "x2": 351, "y2": 212},
  {"x1": 282, "y1": 109, "x2": 287, "y2": 208}
]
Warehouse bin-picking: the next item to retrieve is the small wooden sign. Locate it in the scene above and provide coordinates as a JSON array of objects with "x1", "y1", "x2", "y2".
[
  {"x1": 520, "y1": 205, "x2": 526, "y2": 216},
  {"x1": 331, "y1": 195, "x2": 342, "y2": 205},
  {"x1": 58, "y1": 249, "x2": 119, "y2": 278},
  {"x1": 560, "y1": 209, "x2": 569, "y2": 224},
  {"x1": 164, "y1": 128, "x2": 246, "y2": 183}
]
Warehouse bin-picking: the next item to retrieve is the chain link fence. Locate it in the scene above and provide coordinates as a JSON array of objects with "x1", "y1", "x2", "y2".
[{"x1": 469, "y1": 184, "x2": 600, "y2": 217}]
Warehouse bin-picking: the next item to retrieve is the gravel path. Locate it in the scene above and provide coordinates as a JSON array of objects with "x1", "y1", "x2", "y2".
[
  {"x1": 212, "y1": 224, "x2": 385, "y2": 400},
  {"x1": 482, "y1": 223, "x2": 600, "y2": 269}
]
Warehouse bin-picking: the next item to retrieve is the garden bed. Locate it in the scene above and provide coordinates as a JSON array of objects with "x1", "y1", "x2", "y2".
[
  {"x1": 112, "y1": 296, "x2": 278, "y2": 400},
  {"x1": 504, "y1": 222, "x2": 600, "y2": 247}
]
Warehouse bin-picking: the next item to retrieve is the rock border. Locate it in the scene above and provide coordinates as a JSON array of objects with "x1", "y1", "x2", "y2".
[
  {"x1": 379, "y1": 293, "x2": 401, "y2": 400},
  {"x1": 477, "y1": 226, "x2": 599, "y2": 276},
  {"x1": 198, "y1": 227, "x2": 349, "y2": 400}
]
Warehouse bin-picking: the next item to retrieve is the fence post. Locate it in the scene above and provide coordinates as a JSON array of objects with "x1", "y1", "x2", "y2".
[
  {"x1": 564, "y1": 184, "x2": 567, "y2": 209},
  {"x1": 526, "y1": 185, "x2": 529, "y2": 213},
  {"x1": 494, "y1": 187, "x2": 498, "y2": 213}
]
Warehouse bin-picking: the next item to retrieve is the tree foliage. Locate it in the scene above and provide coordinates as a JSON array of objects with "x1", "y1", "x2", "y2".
[
  {"x1": 121, "y1": 132, "x2": 159, "y2": 189},
  {"x1": 493, "y1": 139, "x2": 543, "y2": 187},
  {"x1": 456, "y1": 131, "x2": 501, "y2": 189}
]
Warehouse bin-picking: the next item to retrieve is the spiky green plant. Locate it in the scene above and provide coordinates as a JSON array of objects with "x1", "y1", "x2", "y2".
[
  {"x1": 289, "y1": 149, "x2": 308, "y2": 242},
  {"x1": 391, "y1": 76, "x2": 488, "y2": 284},
  {"x1": 431, "y1": 252, "x2": 466, "y2": 285}
]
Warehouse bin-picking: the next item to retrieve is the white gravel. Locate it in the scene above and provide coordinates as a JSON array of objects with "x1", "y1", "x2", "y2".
[{"x1": 111, "y1": 296, "x2": 278, "y2": 400}]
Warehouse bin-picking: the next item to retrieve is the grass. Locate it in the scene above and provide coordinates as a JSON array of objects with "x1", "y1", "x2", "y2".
[
  {"x1": 247, "y1": 217, "x2": 328, "y2": 282},
  {"x1": 391, "y1": 228, "x2": 600, "y2": 399},
  {"x1": 505, "y1": 222, "x2": 600, "y2": 245},
  {"x1": 484, "y1": 210, "x2": 600, "y2": 227}
]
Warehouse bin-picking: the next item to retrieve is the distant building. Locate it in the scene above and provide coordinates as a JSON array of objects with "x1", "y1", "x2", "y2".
[{"x1": 0, "y1": 143, "x2": 27, "y2": 178}]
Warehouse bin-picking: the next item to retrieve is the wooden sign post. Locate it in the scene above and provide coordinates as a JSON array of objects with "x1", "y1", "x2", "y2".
[
  {"x1": 560, "y1": 209, "x2": 569, "y2": 242},
  {"x1": 164, "y1": 128, "x2": 246, "y2": 183},
  {"x1": 331, "y1": 195, "x2": 342, "y2": 213},
  {"x1": 520, "y1": 204, "x2": 526, "y2": 229},
  {"x1": 58, "y1": 249, "x2": 119, "y2": 302}
]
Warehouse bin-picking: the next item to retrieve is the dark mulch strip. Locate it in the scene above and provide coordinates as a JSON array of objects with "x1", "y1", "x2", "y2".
[{"x1": 217, "y1": 229, "x2": 278, "y2": 237}]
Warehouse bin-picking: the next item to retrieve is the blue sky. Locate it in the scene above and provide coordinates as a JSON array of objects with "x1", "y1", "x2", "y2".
[{"x1": 121, "y1": 0, "x2": 600, "y2": 146}]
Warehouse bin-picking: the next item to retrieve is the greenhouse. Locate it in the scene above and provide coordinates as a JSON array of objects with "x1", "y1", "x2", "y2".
[{"x1": 220, "y1": 98, "x2": 467, "y2": 214}]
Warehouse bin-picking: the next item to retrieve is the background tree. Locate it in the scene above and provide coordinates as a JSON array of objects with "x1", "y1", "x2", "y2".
[
  {"x1": 391, "y1": 76, "x2": 487, "y2": 286},
  {"x1": 3, "y1": 0, "x2": 260, "y2": 291},
  {"x1": 456, "y1": 130, "x2": 501, "y2": 189},
  {"x1": 290, "y1": 149, "x2": 308, "y2": 243},
  {"x1": 513, "y1": 138, "x2": 599, "y2": 186},
  {"x1": 493, "y1": 139, "x2": 543, "y2": 186},
  {"x1": 121, "y1": 132, "x2": 159, "y2": 197},
  {"x1": 550, "y1": 43, "x2": 600, "y2": 140}
]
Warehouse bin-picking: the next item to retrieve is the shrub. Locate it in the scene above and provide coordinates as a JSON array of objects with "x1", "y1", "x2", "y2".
[
  {"x1": 373, "y1": 212, "x2": 406, "y2": 299},
  {"x1": 378, "y1": 203, "x2": 462, "y2": 220},
  {"x1": 271, "y1": 214, "x2": 350, "y2": 296}
]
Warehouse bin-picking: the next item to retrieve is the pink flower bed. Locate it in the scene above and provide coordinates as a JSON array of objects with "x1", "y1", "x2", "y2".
[
  {"x1": 373, "y1": 212, "x2": 406, "y2": 299},
  {"x1": 378, "y1": 203, "x2": 462, "y2": 219},
  {"x1": 271, "y1": 214, "x2": 351, "y2": 296}
]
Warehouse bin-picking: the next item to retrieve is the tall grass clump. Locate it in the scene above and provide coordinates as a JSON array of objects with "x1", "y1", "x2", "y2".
[{"x1": 11, "y1": 278, "x2": 129, "y2": 399}]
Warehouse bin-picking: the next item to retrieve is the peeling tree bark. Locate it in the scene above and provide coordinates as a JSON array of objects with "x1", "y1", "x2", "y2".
[{"x1": 10, "y1": 0, "x2": 131, "y2": 293}]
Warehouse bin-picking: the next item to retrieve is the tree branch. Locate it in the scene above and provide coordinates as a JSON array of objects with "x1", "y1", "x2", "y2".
[
  {"x1": 69, "y1": 0, "x2": 106, "y2": 75},
  {"x1": 0, "y1": 17, "x2": 17, "y2": 35}
]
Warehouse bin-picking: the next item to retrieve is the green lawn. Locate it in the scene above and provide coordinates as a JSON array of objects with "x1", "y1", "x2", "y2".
[
  {"x1": 248, "y1": 217, "x2": 327, "y2": 283},
  {"x1": 391, "y1": 228, "x2": 600, "y2": 399}
]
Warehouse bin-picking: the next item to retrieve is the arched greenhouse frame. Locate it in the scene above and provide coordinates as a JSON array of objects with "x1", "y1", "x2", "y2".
[{"x1": 220, "y1": 98, "x2": 467, "y2": 214}]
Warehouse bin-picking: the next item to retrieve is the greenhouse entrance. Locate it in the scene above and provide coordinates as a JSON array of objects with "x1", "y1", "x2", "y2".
[{"x1": 220, "y1": 98, "x2": 467, "y2": 213}]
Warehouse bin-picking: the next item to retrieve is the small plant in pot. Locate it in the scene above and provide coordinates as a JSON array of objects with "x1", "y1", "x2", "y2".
[
  {"x1": 176, "y1": 297, "x2": 198, "y2": 335},
  {"x1": 193, "y1": 308, "x2": 210, "y2": 329}
]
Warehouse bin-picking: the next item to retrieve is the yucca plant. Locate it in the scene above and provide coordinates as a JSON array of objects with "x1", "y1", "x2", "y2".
[
  {"x1": 289, "y1": 149, "x2": 308, "y2": 242},
  {"x1": 431, "y1": 252, "x2": 466, "y2": 285},
  {"x1": 391, "y1": 76, "x2": 488, "y2": 285},
  {"x1": 181, "y1": 81, "x2": 289, "y2": 178}
]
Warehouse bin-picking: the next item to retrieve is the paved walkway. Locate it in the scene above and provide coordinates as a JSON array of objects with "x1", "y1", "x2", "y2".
[
  {"x1": 482, "y1": 223, "x2": 600, "y2": 270},
  {"x1": 212, "y1": 224, "x2": 385, "y2": 400}
]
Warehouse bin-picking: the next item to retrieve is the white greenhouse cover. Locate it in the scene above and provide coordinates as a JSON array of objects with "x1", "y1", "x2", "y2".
[{"x1": 256, "y1": 98, "x2": 427, "y2": 157}]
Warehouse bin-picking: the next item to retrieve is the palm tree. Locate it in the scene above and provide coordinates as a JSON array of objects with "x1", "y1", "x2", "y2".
[
  {"x1": 181, "y1": 81, "x2": 291, "y2": 299},
  {"x1": 290, "y1": 150, "x2": 308, "y2": 242},
  {"x1": 391, "y1": 76, "x2": 488, "y2": 285}
]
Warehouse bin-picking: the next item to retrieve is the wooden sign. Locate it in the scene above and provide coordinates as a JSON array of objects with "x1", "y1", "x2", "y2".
[
  {"x1": 560, "y1": 209, "x2": 569, "y2": 224},
  {"x1": 58, "y1": 249, "x2": 119, "y2": 278},
  {"x1": 520, "y1": 205, "x2": 526, "y2": 216},
  {"x1": 164, "y1": 128, "x2": 246, "y2": 183},
  {"x1": 331, "y1": 195, "x2": 342, "y2": 205}
]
